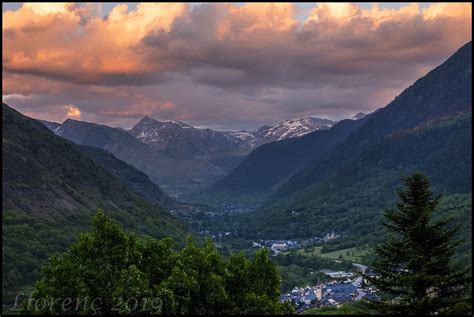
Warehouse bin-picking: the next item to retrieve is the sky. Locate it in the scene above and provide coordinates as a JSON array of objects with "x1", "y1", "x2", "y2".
[{"x1": 2, "y1": 3, "x2": 472, "y2": 131}]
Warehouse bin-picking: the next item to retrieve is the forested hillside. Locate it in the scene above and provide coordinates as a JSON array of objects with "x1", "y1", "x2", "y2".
[
  {"x1": 241, "y1": 112, "x2": 472, "y2": 242},
  {"x1": 2, "y1": 104, "x2": 191, "y2": 305},
  {"x1": 273, "y1": 41, "x2": 472, "y2": 199}
]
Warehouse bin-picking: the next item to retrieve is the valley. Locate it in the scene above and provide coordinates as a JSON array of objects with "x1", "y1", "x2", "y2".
[
  {"x1": 41, "y1": 114, "x2": 337, "y2": 198},
  {"x1": 2, "y1": 3, "x2": 472, "y2": 313}
]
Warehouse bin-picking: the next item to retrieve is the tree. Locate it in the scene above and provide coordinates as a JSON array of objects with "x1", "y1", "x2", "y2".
[
  {"x1": 22, "y1": 210, "x2": 149, "y2": 314},
  {"x1": 366, "y1": 173, "x2": 471, "y2": 315},
  {"x1": 22, "y1": 210, "x2": 293, "y2": 314},
  {"x1": 158, "y1": 238, "x2": 229, "y2": 314}
]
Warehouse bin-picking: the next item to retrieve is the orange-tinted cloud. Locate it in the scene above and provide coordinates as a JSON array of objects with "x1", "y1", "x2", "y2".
[
  {"x1": 2, "y1": 3, "x2": 472, "y2": 128},
  {"x1": 65, "y1": 104, "x2": 81, "y2": 118},
  {"x1": 5, "y1": 2, "x2": 468, "y2": 86},
  {"x1": 3, "y1": 3, "x2": 188, "y2": 83}
]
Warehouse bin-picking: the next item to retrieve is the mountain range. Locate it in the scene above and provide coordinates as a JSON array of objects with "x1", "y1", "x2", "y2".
[
  {"x1": 183, "y1": 116, "x2": 366, "y2": 208},
  {"x1": 41, "y1": 114, "x2": 340, "y2": 197},
  {"x1": 226, "y1": 117, "x2": 337, "y2": 148},
  {"x1": 129, "y1": 116, "x2": 337, "y2": 152},
  {"x1": 175, "y1": 41, "x2": 472, "y2": 263},
  {"x1": 40, "y1": 118, "x2": 226, "y2": 197}
]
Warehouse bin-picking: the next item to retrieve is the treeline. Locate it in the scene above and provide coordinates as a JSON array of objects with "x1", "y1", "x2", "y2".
[{"x1": 20, "y1": 210, "x2": 293, "y2": 315}]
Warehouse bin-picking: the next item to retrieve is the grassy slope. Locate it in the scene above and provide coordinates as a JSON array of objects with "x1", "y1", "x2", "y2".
[{"x1": 296, "y1": 246, "x2": 370, "y2": 264}]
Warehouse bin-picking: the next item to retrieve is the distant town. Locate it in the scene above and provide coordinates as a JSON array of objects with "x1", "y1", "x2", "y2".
[
  {"x1": 196, "y1": 229, "x2": 342, "y2": 252},
  {"x1": 281, "y1": 266, "x2": 379, "y2": 313}
]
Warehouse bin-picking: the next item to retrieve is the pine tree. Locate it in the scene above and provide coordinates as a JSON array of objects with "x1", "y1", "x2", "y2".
[{"x1": 366, "y1": 173, "x2": 470, "y2": 315}]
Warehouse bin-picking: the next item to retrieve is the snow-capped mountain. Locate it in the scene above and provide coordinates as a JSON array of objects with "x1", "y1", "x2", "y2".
[
  {"x1": 129, "y1": 116, "x2": 194, "y2": 151},
  {"x1": 128, "y1": 116, "x2": 242, "y2": 158},
  {"x1": 227, "y1": 117, "x2": 336, "y2": 148},
  {"x1": 127, "y1": 115, "x2": 336, "y2": 158},
  {"x1": 261, "y1": 117, "x2": 335, "y2": 140},
  {"x1": 43, "y1": 115, "x2": 339, "y2": 157}
]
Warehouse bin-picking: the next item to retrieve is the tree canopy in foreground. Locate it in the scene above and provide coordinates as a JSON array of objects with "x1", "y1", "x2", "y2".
[{"x1": 22, "y1": 210, "x2": 293, "y2": 315}]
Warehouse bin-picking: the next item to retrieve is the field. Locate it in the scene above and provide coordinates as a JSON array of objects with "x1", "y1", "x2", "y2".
[{"x1": 296, "y1": 246, "x2": 370, "y2": 264}]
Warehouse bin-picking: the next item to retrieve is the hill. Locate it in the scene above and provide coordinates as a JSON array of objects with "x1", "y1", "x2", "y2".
[
  {"x1": 240, "y1": 112, "x2": 472, "y2": 240},
  {"x1": 2, "y1": 104, "x2": 191, "y2": 305},
  {"x1": 237, "y1": 42, "x2": 472, "y2": 241},
  {"x1": 273, "y1": 41, "x2": 472, "y2": 199}
]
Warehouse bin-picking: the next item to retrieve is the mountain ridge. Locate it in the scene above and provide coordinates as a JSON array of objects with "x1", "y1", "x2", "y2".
[
  {"x1": 42, "y1": 114, "x2": 345, "y2": 197},
  {"x1": 272, "y1": 41, "x2": 472, "y2": 200},
  {"x1": 185, "y1": 117, "x2": 366, "y2": 208},
  {"x1": 226, "y1": 117, "x2": 336, "y2": 148},
  {"x1": 41, "y1": 117, "x2": 227, "y2": 196},
  {"x1": 235, "y1": 41, "x2": 472, "y2": 241}
]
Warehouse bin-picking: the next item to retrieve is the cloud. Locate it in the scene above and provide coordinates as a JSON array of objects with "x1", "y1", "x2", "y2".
[
  {"x1": 2, "y1": 3, "x2": 472, "y2": 129},
  {"x1": 65, "y1": 104, "x2": 81, "y2": 118}
]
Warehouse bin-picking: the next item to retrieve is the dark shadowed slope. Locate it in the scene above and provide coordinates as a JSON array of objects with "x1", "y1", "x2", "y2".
[
  {"x1": 188, "y1": 117, "x2": 367, "y2": 208},
  {"x1": 77, "y1": 145, "x2": 174, "y2": 208}
]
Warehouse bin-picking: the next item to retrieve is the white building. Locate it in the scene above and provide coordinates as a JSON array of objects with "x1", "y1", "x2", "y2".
[{"x1": 271, "y1": 243, "x2": 288, "y2": 251}]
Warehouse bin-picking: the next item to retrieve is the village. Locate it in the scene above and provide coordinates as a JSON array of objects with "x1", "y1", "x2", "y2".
[
  {"x1": 196, "y1": 227, "x2": 381, "y2": 314},
  {"x1": 280, "y1": 266, "x2": 379, "y2": 313}
]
